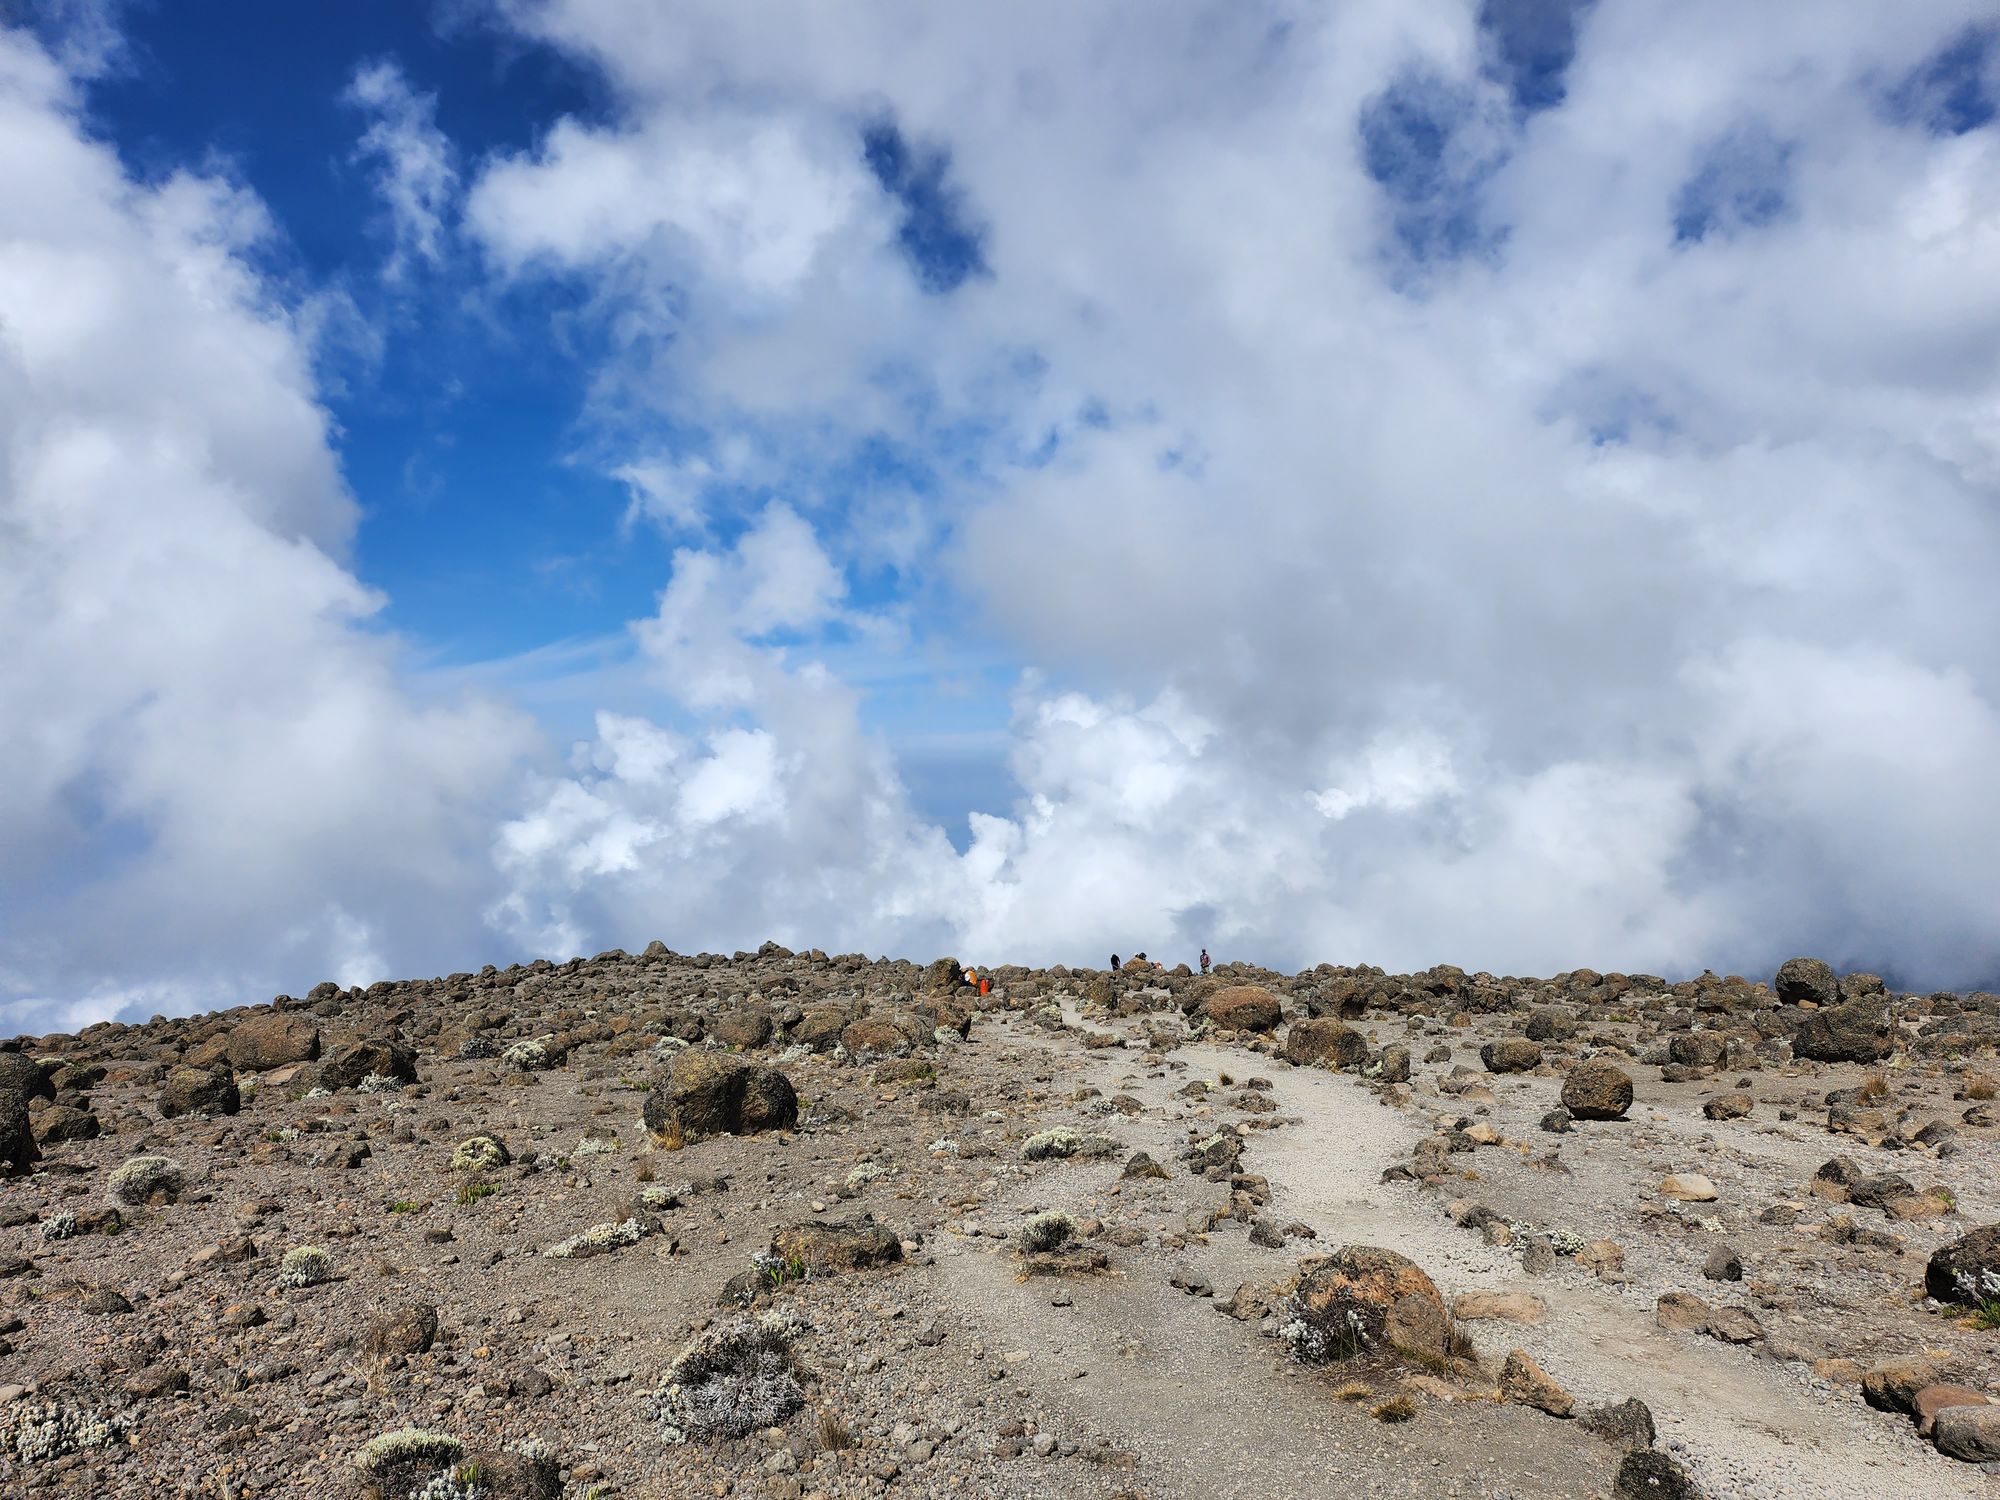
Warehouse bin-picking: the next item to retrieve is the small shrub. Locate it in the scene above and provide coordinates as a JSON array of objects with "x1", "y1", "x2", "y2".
[
  {"x1": 815, "y1": 1407, "x2": 853, "y2": 1451},
  {"x1": 106, "y1": 1155, "x2": 184, "y2": 1207},
  {"x1": 752, "y1": 1249, "x2": 809, "y2": 1288},
  {"x1": 1969, "y1": 1075, "x2": 1998, "y2": 1102},
  {"x1": 355, "y1": 1072, "x2": 404, "y2": 1095},
  {"x1": 1015, "y1": 1211, "x2": 1075, "y2": 1254},
  {"x1": 545, "y1": 1218, "x2": 649, "y2": 1260},
  {"x1": 1021, "y1": 1127, "x2": 1081, "y2": 1161},
  {"x1": 457, "y1": 1035, "x2": 499, "y2": 1060},
  {"x1": 650, "y1": 1317, "x2": 805, "y2": 1442},
  {"x1": 352, "y1": 1428, "x2": 464, "y2": 1490},
  {"x1": 1371, "y1": 1396, "x2": 1417, "y2": 1423},
  {"x1": 389, "y1": 1201, "x2": 421, "y2": 1214},
  {"x1": 277, "y1": 1245, "x2": 333, "y2": 1287},
  {"x1": 1973, "y1": 1299, "x2": 2000, "y2": 1331},
  {"x1": 2, "y1": 1401, "x2": 127, "y2": 1462},
  {"x1": 38, "y1": 1213, "x2": 76, "y2": 1242},
  {"x1": 449, "y1": 1135, "x2": 510, "y2": 1173},
  {"x1": 1334, "y1": 1381, "x2": 1372, "y2": 1402},
  {"x1": 457, "y1": 1180, "x2": 498, "y2": 1205},
  {"x1": 503, "y1": 1038, "x2": 553, "y2": 1072}
]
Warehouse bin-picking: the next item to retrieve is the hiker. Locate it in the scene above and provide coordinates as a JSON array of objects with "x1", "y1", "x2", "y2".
[
  {"x1": 1200, "y1": 948, "x2": 1210, "y2": 975},
  {"x1": 964, "y1": 965, "x2": 977, "y2": 989},
  {"x1": 1109, "y1": 954, "x2": 1120, "y2": 973}
]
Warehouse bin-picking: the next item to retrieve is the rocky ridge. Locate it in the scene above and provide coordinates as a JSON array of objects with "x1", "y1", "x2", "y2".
[{"x1": 1, "y1": 944, "x2": 1997, "y2": 1498}]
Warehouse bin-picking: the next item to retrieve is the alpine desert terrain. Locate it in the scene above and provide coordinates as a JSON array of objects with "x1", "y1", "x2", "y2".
[{"x1": 2, "y1": 947, "x2": 1997, "y2": 1500}]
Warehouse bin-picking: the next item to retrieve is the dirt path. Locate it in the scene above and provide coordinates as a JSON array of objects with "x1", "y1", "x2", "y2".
[{"x1": 1083, "y1": 1036, "x2": 1990, "y2": 1500}]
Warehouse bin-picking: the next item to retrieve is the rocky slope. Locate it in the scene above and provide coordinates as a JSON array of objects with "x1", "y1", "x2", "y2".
[{"x1": 2, "y1": 945, "x2": 1998, "y2": 1498}]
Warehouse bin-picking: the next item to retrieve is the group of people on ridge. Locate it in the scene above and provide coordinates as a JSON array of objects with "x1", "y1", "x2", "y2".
[{"x1": 1109, "y1": 948, "x2": 1210, "y2": 974}]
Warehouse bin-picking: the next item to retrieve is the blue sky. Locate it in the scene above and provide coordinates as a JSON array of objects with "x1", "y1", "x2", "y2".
[{"x1": 6, "y1": 1, "x2": 2000, "y2": 1028}]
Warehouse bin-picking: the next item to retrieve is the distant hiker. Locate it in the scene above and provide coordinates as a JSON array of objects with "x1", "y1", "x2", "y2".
[
  {"x1": 978, "y1": 975, "x2": 991, "y2": 996},
  {"x1": 1200, "y1": 948, "x2": 1210, "y2": 974},
  {"x1": 964, "y1": 966, "x2": 977, "y2": 989},
  {"x1": 1110, "y1": 954, "x2": 1120, "y2": 973}
]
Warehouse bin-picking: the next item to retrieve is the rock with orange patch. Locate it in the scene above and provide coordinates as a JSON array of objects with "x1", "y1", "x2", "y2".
[{"x1": 1291, "y1": 1245, "x2": 1452, "y2": 1364}]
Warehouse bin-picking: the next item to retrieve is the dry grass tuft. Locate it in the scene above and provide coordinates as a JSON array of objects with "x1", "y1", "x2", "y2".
[
  {"x1": 816, "y1": 1406, "x2": 854, "y2": 1451},
  {"x1": 1334, "y1": 1381, "x2": 1372, "y2": 1402},
  {"x1": 1371, "y1": 1395, "x2": 1417, "y2": 1423}
]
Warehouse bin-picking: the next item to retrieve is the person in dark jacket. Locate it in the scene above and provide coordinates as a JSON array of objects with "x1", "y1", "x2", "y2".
[
  {"x1": 1199, "y1": 948, "x2": 1210, "y2": 974},
  {"x1": 1109, "y1": 954, "x2": 1120, "y2": 973}
]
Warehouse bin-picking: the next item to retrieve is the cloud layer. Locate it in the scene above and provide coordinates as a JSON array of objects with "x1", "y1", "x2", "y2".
[{"x1": 6, "y1": 4, "x2": 2000, "y2": 1033}]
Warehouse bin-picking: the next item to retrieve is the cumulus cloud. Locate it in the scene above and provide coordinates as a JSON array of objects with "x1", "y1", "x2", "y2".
[
  {"x1": 344, "y1": 58, "x2": 459, "y2": 278},
  {"x1": 0, "y1": 28, "x2": 528, "y2": 1025},
  {"x1": 470, "y1": 0, "x2": 2000, "y2": 989}
]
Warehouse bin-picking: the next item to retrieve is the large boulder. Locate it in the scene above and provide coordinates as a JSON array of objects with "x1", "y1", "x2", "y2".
[
  {"x1": 642, "y1": 1050, "x2": 797, "y2": 1148},
  {"x1": 1933, "y1": 1405, "x2": 2000, "y2": 1463},
  {"x1": 1926, "y1": 1224, "x2": 2000, "y2": 1305},
  {"x1": 0, "y1": 1053, "x2": 53, "y2": 1101},
  {"x1": 711, "y1": 1008, "x2": 773, "y2": 1050},
  {"x1": 1481, "y1": 1038, "x2": 1543, "y2": 1074},
  {"x1": 1614, "y1": 1451, "x2": 1703, "y2": 1500},
  {"x1": 1774, "y1": 956, "x2": 1837, "y2": 1007},
  {"x1": 1792, "y1": 1000, "x2": 1893, "y2": 1063},
  {"x1": 33, "y1": 1104, "x2": 100, "y2": 1144},
  {"x1": 1560, "y1": 1059, "x2": 1633, "y2": 1121},
  {"x1": 157, "y1": 1064, "x2": 240, "y2": 1118},
  {"x1": 1283, "y1": 1018, "x2": 1367, "y2": 1070},
  {"x1": 839, "y1": 1013, "x2": 916, "y2": 1059},
  {"x1": 318, "y1": 1039, "x2": 418, "y2": 1091},
  {"x1": 1200, "y1": 985, "x2": 1282, "y2": 1033},
  {"x1": 1291, "y1": 1245, "x2": 1452, "y2": 1364},
  {"x1": 226, "y1": 1012, "x2": 320, "y2": 1072},
  {"x1": 793, "y1": 1005, "x2": 853, "y2": 1052}
]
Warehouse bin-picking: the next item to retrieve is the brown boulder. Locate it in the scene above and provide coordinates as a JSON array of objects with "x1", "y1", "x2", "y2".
[
  {"x1": 642, "y1": 1049, "x2": 797, "y2": 1147},
  {"x1": 226, "y1": 1013, "x2": 320, "y2": 1072},
  {"x1": 1292, "y1": 1245, "x2": 1452, "y2": 1364},
  {"x1": 158, "y1": 1064, "x2": 239, "y2": 1118},
  {"x1": 318, "y1": 1038, "x2": 416, "y2": 1091},
  {"x1": 710, "y1": 1008, "x2": 773, "y2": 1050},
  {"x1": 1201, "y1": 985, "x2": 1282, "y2": 1032},
  {"x1": 1560, "y1": 1059, "x2": 1633, "y2": 1121},
  {"x1": 366, "y1": 1302, "x2": 439, "y2": 1360},
  {"x1": 771, "y1": 1217, "x2": 903, "y2": 1275},
  {"x1": 1915, "y1": 1385, "x2": 1991, "y2": 1439},
  {"x1": 1862, "y1": 1358, "x2": 1939, "y2": 1414},
  {"x1": 1481, "y1": 1038, "x2": 1544, "y2": 1073},
  {"x1": 1282, "y1": 1018, "x2": 1367, "y2": 1070}
]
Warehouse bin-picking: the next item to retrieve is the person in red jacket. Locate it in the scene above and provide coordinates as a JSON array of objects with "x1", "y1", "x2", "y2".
[{"x1": 1200, "y1": 948, "x2": 1210, "y2": 974}]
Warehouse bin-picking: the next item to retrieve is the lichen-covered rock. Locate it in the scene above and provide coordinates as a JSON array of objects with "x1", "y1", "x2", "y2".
[
  {"x1": 1290, "y1": 1245, "x2": 1452, "y2": 1364},
  {"x1": 1925, "y1": 1224, "x2": 2000, "y2": 1305},
  {"x1": 642, "y1": 1050, "x2": 797, "y2": 1147},
  {"x1": 365, "y1": 1301, "x2": 439, "y2": 1359},
  {"x1": 1933, "y1": 1404, "x2": 2000, "y2": 1463},
  {"x1": 32, "y1": 1104, "x2": 99, "y2": 1144},
  {"x1": 1792, "y1": 1000, "x2": 1892, "y2": 1063},
  {"x1": 711, "y1": 1008, "x2": 773, "y2": 1049},
  {"x1": 1560, "y1": 1059, "x2": 1633, "y2": 1121},
  {"x1": 226, "y1": 1012, "x2": 320, "y2": 1072},
  {"x1": 1200, "y1": 985, "x2": 1281, "y2": 1032},
  {"x1": 0, "y1": 1088, "x2": 37, "y2": 1176},
  {"x1": 1614, "y1": 1450, "x2": 1703, "y2": 1499},
  {"x1": 157, "y1": 1064, "x2": 239, "y2": 1119},
  {"x1": 770, "y1": 1216, "x2": 903, "y2": 1275},
  {"x1": 318, "y1": 1039, "x2": 417, "y2": 1092},
  {"x1": 1481, "y1": 1038, "x2": 1543, "y2": 1073},
  {"x1": 1283, "y1": 1018, "x2": 1367, "y2": 1070},
  {"x1": 1775, "y1": 956, "x2": 1838, "y2": 1007}
]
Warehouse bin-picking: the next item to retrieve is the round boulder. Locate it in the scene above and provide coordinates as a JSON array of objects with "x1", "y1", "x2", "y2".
[
  {"x1": 158, "y1": 1064, "x2": 240, "y2": 1119},
  {"x1": 1774, "y1": 956, "x2": 1837, "y2": 1007},
  {"x1": 1560, "y1": 1059, "x2": 1634, "y2": 1121},
  {"x1": 642, "y1": 1049, "x2": 797, "y2": 1148},
  {"x1": 1200, "y1": 985, "x2": 1282, "y2": 1033},
  {"x1": 1481, "y1": 1039, "x2": 1543, "y2": 1074},
  {"x1": 1292, "y1": 1244, "x2": 1452, "y2": 1364},
  {"x1": 1283, "y1": 1018, "x2": 1367, "y2": 1070}
]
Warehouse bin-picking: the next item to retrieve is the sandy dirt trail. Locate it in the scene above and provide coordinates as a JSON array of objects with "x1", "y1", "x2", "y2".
[{"x1": 1094, "y1": 1037, "x2": 1990, "y2": 1500}]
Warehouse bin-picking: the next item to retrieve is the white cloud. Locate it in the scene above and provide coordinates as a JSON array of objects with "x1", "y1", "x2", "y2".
[
  {"x1": 344, "y1": 58, "x2": 458, "y2": 278},
  {"x1": 469, "y1": 0, "x2": 2000, "y2": 989},
  {"x1": 0, "y1": 27, "x2": 531, "y2": 1026}
]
